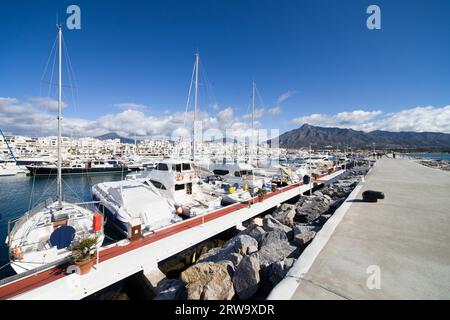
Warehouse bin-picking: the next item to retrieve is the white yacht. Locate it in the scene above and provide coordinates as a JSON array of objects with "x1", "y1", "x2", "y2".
[
  {"x1": 145, "y1": 159, "x2": 221, "y2": 216},
  {"x1": 0, "y1": 159, "x2": 27, "y2": 176},
  {"x1": 92, "y1": 179, "x2": 181, "y2": 236},
  {"x1": 92, "y1": 158, "x2": 222, "y2": 238},
  {"x1": 207, "y1": 162, "x2": 266, "y2": 190}
]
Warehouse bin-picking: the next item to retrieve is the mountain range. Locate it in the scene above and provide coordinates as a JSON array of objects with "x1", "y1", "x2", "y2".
[
  {"x1": 273, "y1": 124, "x2": 450, "y2": 150},
  {"x1": 95, "y1": 132, "x2": 136, "y2": 144},
  {"x1": 97, "y1": 125, "x2": 450, "y2": 151}
]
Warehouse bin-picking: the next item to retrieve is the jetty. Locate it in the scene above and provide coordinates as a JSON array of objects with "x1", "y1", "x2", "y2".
[
  {"x1": 269, "y1": 158, "x2": 450, "y2": 299},
  {"x1": 0, "y1": 169, "x2": 345, "y2": 300}
]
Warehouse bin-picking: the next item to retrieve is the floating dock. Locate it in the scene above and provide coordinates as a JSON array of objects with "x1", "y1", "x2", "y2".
[
  {"x1": 269, "y1": 158, "x2": 450, "y2": 300},
  {"x1": 0, "y1": 169, "x2": 345, "y2": 300}
]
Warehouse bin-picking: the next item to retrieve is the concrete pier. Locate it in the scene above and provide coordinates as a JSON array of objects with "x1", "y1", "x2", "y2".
[{"x1": 270, "y1": 158, "x2": 450, "y2": 300}]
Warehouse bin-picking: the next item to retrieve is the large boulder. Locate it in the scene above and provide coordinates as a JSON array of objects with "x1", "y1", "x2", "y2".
[
  {"x1": 197, "y1": 235, "x2": 258, "y2": 268},
  {"x1": 180, "y1": 262, "x2": 235, "y2": 300},
  {"x1": 237, "y1": 223, "x2": 266, "y2": 243},
  {"x1": 232, "y1": 254, "x2": 260, "y2": 300},
  {"x1": 258, "y1": 239, "x2": 297, "y2": 268},
  {"x1": 293, "y1": 224, "x2": 319, "y2": 235},
  {"x1": 293, "y1": 231, "x2": 316, "y2": 247},
  {"x1": 259, "y1": 230, "x2": 288, "y2": 247},
  {"x1": 295, "y1": 196, "x2": 330, "y2": 223},
  {"x1": 262, "y1": 215, "x2": 292, "y2": 235},
  {"x1": 154, "y1": 279, "x2": 186, "y2": 300},
  {"x1": 266, "y1": 258, "x2": 296, "y2": 287},
  {"x1": 272, "y1": 203, "x2": 296, "y2": 227}
]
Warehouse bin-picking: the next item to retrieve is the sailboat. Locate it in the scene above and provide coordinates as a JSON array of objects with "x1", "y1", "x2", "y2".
[
  {"x1": 5, "y1": 25, "x2": 104, "y2": 274},
  {"x1": 0, "y1": 129, "x2": 28, "y2": 176}
]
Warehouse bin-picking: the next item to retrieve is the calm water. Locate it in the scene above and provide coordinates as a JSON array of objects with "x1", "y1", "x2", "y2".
[
  {"x1": 0, "y1": 172, "x2": 130, "y2": 278},
  {"x1": 405, "y1": 153, "x2": 450, "y2": 160}
]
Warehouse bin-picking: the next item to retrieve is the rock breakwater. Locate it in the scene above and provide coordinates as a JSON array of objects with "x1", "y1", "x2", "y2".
[{"x1": 154, "y1": 167, "x2": 368, "y2": 300}]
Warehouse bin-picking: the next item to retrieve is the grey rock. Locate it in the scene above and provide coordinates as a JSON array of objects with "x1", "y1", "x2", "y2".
[
  {"x1": 228, "y1": 252, "x2": 243, "y2": 268},
  {"x1": 313, "y1": 191, "x2": 323, "y2": 197},
  {"x1": 154, "y1": 279, "x2": 186, "y2": 300},
  {"x1": 232, "y1": 254, "x2": 260, "y2": 300},
  {"x1": 293, "y1": 231, "x2": 316, "y2": 247},
  {"x1": 296, "y1": 208, "x2": 322, "y2": 223},
  {"x1": 238, "y1": 223, "x2": 266, "y2": 243},
  {"x1": 198, "y1": 235, "x2": 258, "y2": 267},
  {"x1": 284, "y1": 257, "x2": 296, "y2": 269},
  {"x1": 262, "y1": 215, "x2": 292, "y2": 234},
  {"x1": 317, "y1": 213, "x2": 332, "y2": 225},
  {"x1": 259, "y1": 230, "x2": 288, "y2": 247},
  {"x1": 265, "y1": 257, "x2": 297, "y2": 287},
  {"x1": 181, "y1": 262, "x2": 235, "y2": 300},
  {"x1": 293, "y1": 224, "x2": 318, "y2": 235},
  {"x1": 330, "y1": 198, "x2": 345, "y2": 210},
  {"x1": 272, "y1": 204, "x2": 296, "y2": 227},
  {"x1": 258, "y1": 240, "x2": 297, "y2": 268}
]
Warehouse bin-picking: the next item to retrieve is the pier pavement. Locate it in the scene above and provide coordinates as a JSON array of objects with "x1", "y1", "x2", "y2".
[{"x1": 269, "y1": 158, "x2": 450, "y2": 300}]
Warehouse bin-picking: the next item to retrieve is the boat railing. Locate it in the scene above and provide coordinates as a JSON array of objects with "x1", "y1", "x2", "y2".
[
  {"x1": 6, "y1": 198, "x2": 53, "y2": 248},
  {"x1": 0, "y1": 256, "x2": 71, "y2": 288}
]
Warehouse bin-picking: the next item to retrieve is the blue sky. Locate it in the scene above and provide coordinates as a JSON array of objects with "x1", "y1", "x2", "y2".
[{"x1": 1, "y1": 0, "x2": 450, "y2": 138}]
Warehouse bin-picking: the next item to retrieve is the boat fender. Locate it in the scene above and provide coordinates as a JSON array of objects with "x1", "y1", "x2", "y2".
[
  {"x1": 13, "y1": 245, "x2": 23, "y2": 260},
  {"x1": 66, "y1": 265, "x2": 81, "y2": 275},
  {"x1": 93, "y1": 213, "x2": 103, "y2": 232}
]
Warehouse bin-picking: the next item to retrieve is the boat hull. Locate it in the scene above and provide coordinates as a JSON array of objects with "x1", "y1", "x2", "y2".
[{"x1": 26, "y1": 166, "x2": 130, "y2": 176}]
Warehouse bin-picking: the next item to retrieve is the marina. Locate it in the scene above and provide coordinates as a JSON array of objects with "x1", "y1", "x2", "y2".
[
  {"x1": 0, "y1": 168, "x2": 345, "y2": 299},
  {"x1": 1, "y1": 0, "x2": 450, "y2": 305}
]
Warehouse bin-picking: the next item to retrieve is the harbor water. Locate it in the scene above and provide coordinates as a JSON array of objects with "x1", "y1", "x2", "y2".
[
  {"x1": 405, "y1": 153, "x2": 450, "y2": 161},
  {"x1": 0, "y1": 172, "x2": 130, "y2": 279}
]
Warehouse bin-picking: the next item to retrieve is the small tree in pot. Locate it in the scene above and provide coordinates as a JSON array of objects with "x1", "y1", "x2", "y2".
[
  {"x1": 71, "y1": 236, "x2": 98, "y2": 275},
  {"x1": 256, "y1": 188, "x2": 267, "y2": 202}
]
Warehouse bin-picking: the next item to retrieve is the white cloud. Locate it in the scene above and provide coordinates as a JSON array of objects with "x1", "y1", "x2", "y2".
[
  {"x1": 114, "y1": 102, "x2": 148, "y2": 111},
  {"x1": 268, "y1": 106, "x2": 282, "y2": 115},
  {"x1": 292, "y1": 109, "x2": 383, "y2": 127},
  {"x1": 356, "y1": 106, "x2": 450, "y2": 133},
  {"x1": 292, "y1": 106, "x2": 450, "y2": 133},
  {"x1": 0, "y1": 97, "x2": 258, "y2": 139},
  {"x1": 0, "y1": 97, "x2": 18, "y2": 105},
  {"x1": 243, "y1": 108, "x2": 265, "y2": 119},
  {"x1": 28, "y1": 97, "x2": 67, "y2": 111},
  {"x1": 277, "y1": 90, "x2": 295, "y2": 104}
]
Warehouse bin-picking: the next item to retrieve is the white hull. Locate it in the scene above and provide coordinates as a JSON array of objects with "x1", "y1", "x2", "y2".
[{"x1": 8, "y1": 201, "x2": 104, "y2": 274}]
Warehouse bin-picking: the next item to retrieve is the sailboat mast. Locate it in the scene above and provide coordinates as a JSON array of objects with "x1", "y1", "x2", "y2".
[
  {"x1": 192, "y1": 52, "x2": 199, "y2": 162},
  {"x1": 250, "y1": 80, "x2": 255, "y2": 164},
  {"x1": 56, "y1": 25, "x2": 63, "y2": 209}
]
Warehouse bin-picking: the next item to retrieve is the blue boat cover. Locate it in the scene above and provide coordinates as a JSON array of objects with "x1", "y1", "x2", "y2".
[{"x1": 50, "y1": 225, "x2": 76, "y2": 249}]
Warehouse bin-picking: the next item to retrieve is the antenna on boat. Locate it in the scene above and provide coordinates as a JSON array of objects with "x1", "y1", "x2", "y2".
[
  {"x1": 56, "y1": 24, "x2": 63, "y2": 209},
  {"x1": 192, "y1": 51, "x2": 199, "y2": 162}
]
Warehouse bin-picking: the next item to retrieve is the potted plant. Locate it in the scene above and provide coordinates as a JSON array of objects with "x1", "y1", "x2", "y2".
[
  {"x1": 71, "y1": 236, "x2": 98, "y2": 275},
  {"x1": 256, "y1": 188, "x2": 267, "y2": 202}
]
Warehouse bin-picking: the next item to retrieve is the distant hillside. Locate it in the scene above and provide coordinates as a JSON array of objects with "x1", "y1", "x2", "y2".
[
  {"x1": 95, "y1": 132, "x2": 136, "y2": 144},
  {"x1": 273, "y1": 124, "x2": 450, "y2": 149}
]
